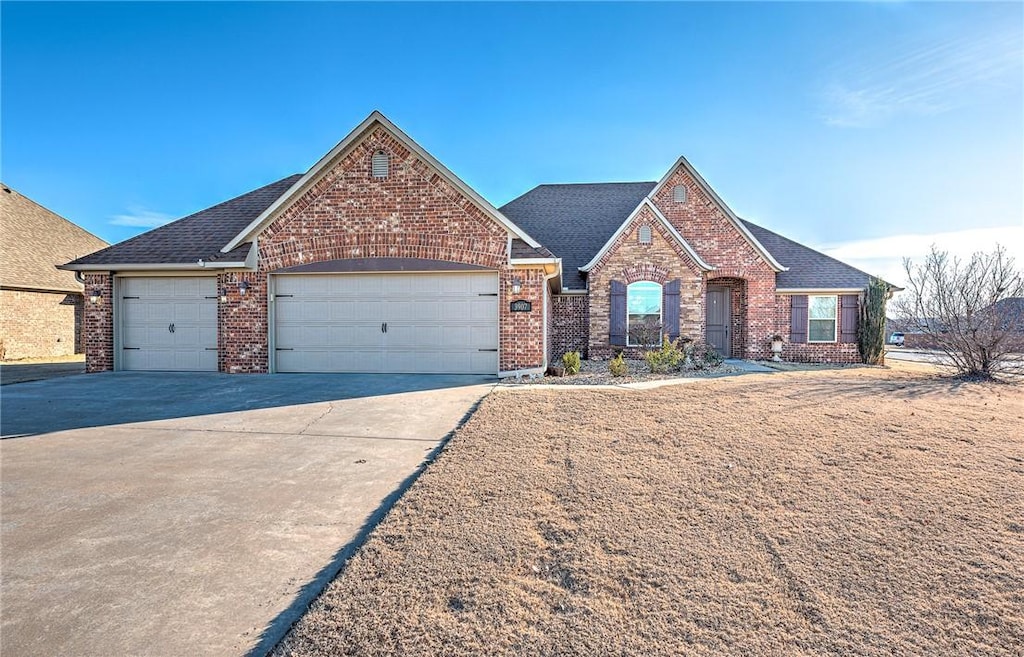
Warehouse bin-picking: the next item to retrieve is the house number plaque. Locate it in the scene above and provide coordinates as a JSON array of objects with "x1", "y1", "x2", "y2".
[{"x1": 510, "y1": 299, "x2": 532, "y2": 312}]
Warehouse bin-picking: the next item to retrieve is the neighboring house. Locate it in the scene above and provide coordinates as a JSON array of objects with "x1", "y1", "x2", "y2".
[
  {"x1": 1, "y1": 184, "x2": 108, "y2": 360},
  {"x1": 62, "y1": 112, "x2": 890, "y2": 376},
  {"x1": 985, "y1": 297, "x2": 1024, "y2": 333}
]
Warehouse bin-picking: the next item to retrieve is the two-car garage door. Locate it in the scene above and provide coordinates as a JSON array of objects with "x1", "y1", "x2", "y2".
[{"x1": 273, "y1": 273, "x2": 499, "y2": 374}]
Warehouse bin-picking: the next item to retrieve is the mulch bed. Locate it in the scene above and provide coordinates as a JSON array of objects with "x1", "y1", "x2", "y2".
[{"x1": 502, "y1": 358, "x2": 742, "y2": 385}]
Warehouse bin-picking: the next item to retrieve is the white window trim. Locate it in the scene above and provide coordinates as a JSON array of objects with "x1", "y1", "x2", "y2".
[
  {"x1": 626, "y1": 281, "x2": 663, "y2": 347},
  {"x1": 807, "y1": 294, "x2": 838, "y2": 343}
]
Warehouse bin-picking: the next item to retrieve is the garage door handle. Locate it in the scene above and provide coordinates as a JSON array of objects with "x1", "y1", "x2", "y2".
[
  {"x1": 168, "y1": 323, "x2": 175, "y2": 333},
  {"x1": 381, "y1": 322, "x2": 388, "y2": 333}
]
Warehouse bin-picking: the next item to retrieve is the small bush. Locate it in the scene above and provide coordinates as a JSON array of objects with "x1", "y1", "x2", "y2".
[
  {"x1": 562, "y1": 351, "x2": 581, "y2": 375},
  {"x1": 643, "y1": 336, "x2": 684, "y2": 373},
  {"x1": 609, "y1": 353, "x2": 628, "y2": 377},
  {"x1": 687, "y1": 341, "x2": 724, "y2": 370}
]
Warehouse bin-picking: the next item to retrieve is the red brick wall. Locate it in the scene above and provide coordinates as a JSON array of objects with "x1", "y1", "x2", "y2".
[
  {"x1": 586, "y1": 204, "x2": 705, "y2": 358},
  {"x1": 774, "y1": 294, "x2": 861, "y2": 363},
  {"x1": 83, "y1": 274, "x2": 114, "y2": 372},
  {"x1": 220, "y1": 124, "x2": 541, "y2": 374},
  {"x1": 550, "y1": 294, "x2": 589, "y2": 361},
  {"x1": 501, "y1": 267, "x2": 547, "y2": 373},
  {"x1": 217, "y1": 271, "x2": 269, "y2": 373},
  {"x1": 0, "y1": 288, "x2": 83, "y2": 360},
  {"x1": 650, "y1": 168, "x2": 777, "y2": 359}
]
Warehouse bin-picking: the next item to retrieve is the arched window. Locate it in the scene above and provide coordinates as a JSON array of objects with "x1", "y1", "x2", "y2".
[
  {"x1": 638, "y1": 224, "x2": 652, "y2": 245},
  {"x1": 371, "y1": 150, "x2": 389, "y2": 178},
  {"x1": 672, "y1": 184, "x2": 687, "y2": 202},
  {"x1": 627, "y1": 281, "x2": 662, "y2": 346}
]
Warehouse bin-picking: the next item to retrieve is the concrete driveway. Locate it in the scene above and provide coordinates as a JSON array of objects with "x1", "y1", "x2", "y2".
[{"x1": 1, "y1": 372, "x2": 494, "y2": 657}]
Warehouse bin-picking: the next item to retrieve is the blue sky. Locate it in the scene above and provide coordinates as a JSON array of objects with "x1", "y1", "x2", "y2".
[{"x1": 3, "y1": 1, "x2": 1022, "y2": 285}]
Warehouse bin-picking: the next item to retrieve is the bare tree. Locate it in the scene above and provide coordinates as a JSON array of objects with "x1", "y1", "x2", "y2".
[{"x1": 893, "y1": 245, "x2": 1023, "y2": 379}]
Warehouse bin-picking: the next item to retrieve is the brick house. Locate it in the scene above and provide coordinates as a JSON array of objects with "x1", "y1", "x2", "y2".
[
  {"x1": 63, "y1": 112, "x2": 887, "y2": 376},
  {"x1": 1, "y1": 184, "x2": 108, "y2": 360}
]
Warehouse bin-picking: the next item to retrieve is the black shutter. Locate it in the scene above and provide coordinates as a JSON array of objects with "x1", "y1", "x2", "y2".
[
  {"x1": 610, "y1": 280, "x2": 627, "y2": 346},
  {"x1": 840, "y1": 295, "x2": 858, "y2": 343},
  {"x1": 790, "y1": 295, "x2": 808, "y2": 343},
  {"x1": 663, "y1": 279, "x2": 681, "y2": 341}
]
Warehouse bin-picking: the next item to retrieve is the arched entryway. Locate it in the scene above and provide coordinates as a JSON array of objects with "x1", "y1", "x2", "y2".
[{"x1": 705, "y1": 277, "x2": 746, "y2": 358}]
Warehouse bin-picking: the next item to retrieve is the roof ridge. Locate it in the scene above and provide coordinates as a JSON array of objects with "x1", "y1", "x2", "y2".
[
  {"x1": 535, "y1": 181, "x2": 658, "y2": 187},
  {"x1": 0, "y1": 182, "x2": 109, "y2": 245},
  {"x1": 78, "y1": 174, "x2": 302, "y2": 260}
]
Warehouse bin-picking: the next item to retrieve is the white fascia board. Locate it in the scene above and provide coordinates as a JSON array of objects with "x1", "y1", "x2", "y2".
[
  {"x1": 579, "y1": 198, "x2": 713, "y2": 273},
  {"x1": 58, "y1": 262, "x2": 248, "y2": 272},
  {"x1": 510, "y1": 257, "x2": 560, "y2": 265},
  {"x1": 222, "y1": 111, "x2": 541, "y2": 253},
  {"x1": 776, "y1": 287, "x2": 865, "y2": 295},
  {"x1": 650, "y1": 156, "x2": 787, "y2": 273}
]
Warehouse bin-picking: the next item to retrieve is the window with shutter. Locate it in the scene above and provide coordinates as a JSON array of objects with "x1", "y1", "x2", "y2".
[
  {"x1": 371, "y1": 150, "x2": 389, "y2": 178},
  {"x1": 808, "y1": 295, "x2": 838, "y2": 342},
  {"x1": 627, "y1": 281, "x2": 663, "y2": 346},
  {"x1": 790, "y1": 295, "x2": 808, "y2": 343}
]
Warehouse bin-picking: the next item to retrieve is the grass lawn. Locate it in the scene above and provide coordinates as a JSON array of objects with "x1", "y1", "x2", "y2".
[{"x1": 275, "y1": 362, "x2": 1024, "y2": 656}]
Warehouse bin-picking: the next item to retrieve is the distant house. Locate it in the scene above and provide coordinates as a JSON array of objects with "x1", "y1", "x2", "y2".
[
  {"x1": 0, "y1": 184, "x2": 108, "y2": 360},
  {"x1": 985, "y1": 297, "x2": 1024, "y2": 333}
]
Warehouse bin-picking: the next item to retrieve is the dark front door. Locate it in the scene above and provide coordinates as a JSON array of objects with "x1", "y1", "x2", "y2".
[{"x1": 706, "y1": 286, "x2": 730, "y2": 358}]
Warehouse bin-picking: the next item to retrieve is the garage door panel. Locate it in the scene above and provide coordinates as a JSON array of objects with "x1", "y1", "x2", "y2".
[
  {"x1": 274, "y1": 272, "x2": 498, "y2": 374},
  {"x1": 120, "y1": 277, "x2": 217, "y2": 371}
]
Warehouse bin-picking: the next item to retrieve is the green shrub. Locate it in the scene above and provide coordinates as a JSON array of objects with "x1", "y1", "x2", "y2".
[
  {"x1": 643, "y1": 336, "x2": 683, "y2": 373},
  {"x1": 687, "y1": 341, "x2": 724, "y2": 370},
  {"x1": 609, "y1": 353, "x2": 628, "y2": 377},
  {"x1": 562, "y1": 351, "x2": 581, "y2": 375}
]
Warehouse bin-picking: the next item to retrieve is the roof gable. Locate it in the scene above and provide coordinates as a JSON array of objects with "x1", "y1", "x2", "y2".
[
  {"x1": 650, "y1": 157, "x2": 785, "y2": 272},
  {"x1": 222, "y1": 111, "x2": 539, "y2": 253},
  {"x1": 1, "y1": 184, "x2": 108, "y2": 291},
  {"x1": 580, "y1": 199, "x2": 712, "y2": 273}
]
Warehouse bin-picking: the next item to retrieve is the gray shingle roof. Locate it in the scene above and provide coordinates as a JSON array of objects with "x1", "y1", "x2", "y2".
[
  {"x1": 65, "y1": 175, "x2": 302, "y2": 267},
  {"x1": 740, "y1": 220, "x2": 876, "y2": 289},
  {"x1": 501, "y1": 183, "x2": 656, "y2": 289},
  {"x1": 1, "y1": 183, "x2": 108, "y2": 292},
  {"x1": 501, "y1": 182, "x2": 882, "y2": 291}
]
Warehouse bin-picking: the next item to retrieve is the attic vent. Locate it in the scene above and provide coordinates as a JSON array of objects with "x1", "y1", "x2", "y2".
[
  {"x1": 638, "y1": 225, "x2": 653, "y2": 245},
  {"x1": 672, "y1": 184, "x2": 687, "y2": 203},
  {"x1": 371, "y1": 150, "x2": 389, "y2": 178}
]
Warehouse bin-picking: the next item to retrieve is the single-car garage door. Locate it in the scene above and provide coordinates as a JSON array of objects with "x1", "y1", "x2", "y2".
[
  {"x1": 119, "y1": 277, "x2": 218, "y2": 371},
  {"x1": 273, "y1": 272, "x2": 498, "y2": 374}
]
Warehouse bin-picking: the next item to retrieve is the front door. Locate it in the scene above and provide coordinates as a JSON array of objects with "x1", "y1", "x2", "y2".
[{"x1": 706, "y1": 286, "x2": 730, "y2": 358}]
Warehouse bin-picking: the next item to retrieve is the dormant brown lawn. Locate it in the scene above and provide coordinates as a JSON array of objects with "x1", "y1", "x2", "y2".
[{"x1": 275, "y1": 363, "x2": 1024, "y2": 656}]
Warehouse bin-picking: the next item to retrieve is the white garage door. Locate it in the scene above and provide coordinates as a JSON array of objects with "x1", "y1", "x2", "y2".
[
  {"x1": 273, "y1": 272, "x2": 499, "y2": 374},
  {"x1": 119, "y1": 277, "x2": 218, "y2": 371}
]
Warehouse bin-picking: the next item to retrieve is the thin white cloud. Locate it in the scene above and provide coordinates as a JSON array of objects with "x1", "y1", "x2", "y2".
[
  {"x1": 110, "y1": 208, "x2": 175, "y2": 228},
  {"x1": 821, "y1": 28, "x2": 1022, "y2": 127},
  {"x1": 818, "y1": 225, "x2": 1024, "y2": 287}
]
